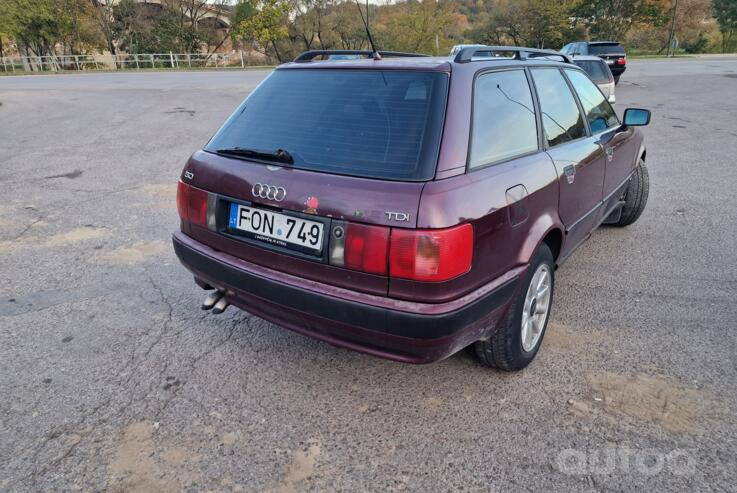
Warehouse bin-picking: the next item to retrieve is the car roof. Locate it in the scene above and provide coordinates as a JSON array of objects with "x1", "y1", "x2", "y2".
[{"x1": 279, "y1": 55, "x2": 576, "y2": 73}]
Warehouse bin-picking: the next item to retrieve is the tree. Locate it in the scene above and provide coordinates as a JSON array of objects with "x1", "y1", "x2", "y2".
[
  {"x1": 0, "y1": 0, "x2": 100, "y2": 59},
  {"x1": 713, "y1": 0, "x2": 737, "y2": 52},
  {"x1": 572, "y1": 0, "x2": 667, "y2": 40},
  {"x1": 483, "y1": 0, "x2": 571, "y2": 49},
  {"x1": 90, "y1": 0, "x2": 120, "y2": 59},
  {"x1": 235, "y1": 0, "x2": 290, "y2": 61},
  {"x1": 378, "y1": 0, "x2": 467, "y2": 55},
  {"x1": 324, "y1": 1, "x2": 368, "y2": 50}
]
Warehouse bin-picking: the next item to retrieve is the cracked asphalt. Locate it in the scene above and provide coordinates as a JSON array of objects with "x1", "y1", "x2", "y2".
[{"x1": 1, "y1": 58, "x2": 737, "y2": 492}]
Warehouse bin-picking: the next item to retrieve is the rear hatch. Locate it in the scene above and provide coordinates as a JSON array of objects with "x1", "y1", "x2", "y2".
[
  {"x1": 588, "y1": 42, "x2": 626, "y2": 68},
  {"x1": 180, "y1": 66, "x2": 449, "y2": 296},
  {"x1": 573, "y1": 59, "x2": 613, "y2": 97}
]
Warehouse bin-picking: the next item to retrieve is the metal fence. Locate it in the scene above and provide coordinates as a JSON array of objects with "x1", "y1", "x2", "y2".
[{"x1": 1, "y1": 52, "x2": 268, "y2": 73}]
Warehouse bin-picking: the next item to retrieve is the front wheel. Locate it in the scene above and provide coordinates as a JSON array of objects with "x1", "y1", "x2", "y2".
[
  {"x1": 475, "y1": 244, "x2": 555, "y2": 371},
  {"x1": 612, "y1": 160, "x2": 649, "y2": 227}
]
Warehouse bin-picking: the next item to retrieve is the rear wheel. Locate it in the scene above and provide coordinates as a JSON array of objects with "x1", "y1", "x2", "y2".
[
  {"x1": 612, "y1": 160, "x2": 649, "y2": 227},
  {"x1": 475, "y1": 244, "x2": 555, "y2": 371}
]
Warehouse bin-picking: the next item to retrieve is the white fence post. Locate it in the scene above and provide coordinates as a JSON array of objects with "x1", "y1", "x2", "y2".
[
  {"x1": 150, "y1": 54, "x2": 155, "y2": 68},
  {"x1": 134, "y1": 54, "x2": 139, "y2": 69},
  {"x1": 74, "y1": 55, "x2": 80, "y2": 71},
  {"x1": 240, "y1": 51, "x2": 245, "y2": 68},
  {"x1": 169, "y1": 51, "x2": 175, "y2": 68}
]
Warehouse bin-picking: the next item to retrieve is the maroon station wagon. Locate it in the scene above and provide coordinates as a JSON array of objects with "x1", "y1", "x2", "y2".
[{"x1": 174, "y1": 46, "x2": 651, "y2": 370}]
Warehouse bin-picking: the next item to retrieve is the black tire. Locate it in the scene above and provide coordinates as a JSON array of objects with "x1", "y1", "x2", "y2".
[
  {"x1": 475, "y1": 244, "x2": 555, "y2": 371},
  {"x1": 613, "y1": 160, "x2": 649, "y2": 227},
  {"x1": 614, "y1": 74, "x2": 621, "y2": 85}
]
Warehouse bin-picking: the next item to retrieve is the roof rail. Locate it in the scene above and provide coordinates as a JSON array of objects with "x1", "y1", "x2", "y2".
[
  {"x1": 293, "y1": 50, "x2": 430, "y2": 63},
  {"x1": 453, "y1": 45, "x2": 572, "y2": 64}
]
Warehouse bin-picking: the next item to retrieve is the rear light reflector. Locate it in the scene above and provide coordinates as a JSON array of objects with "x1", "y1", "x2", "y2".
[
  {"x1": 389, "y1": 224, "x2": 473, "y2": 281},
  {"x1": 330, "y1": 222, "x2": 390, "y2": 275},
  {"x1": 617, "y1": 57, "x2": 626, "y2": 65},
  {"x1": 345, "y1": 223, "x2": 390, "y2": 275},
  {"x1": 176, "y1": 180, "x2": 209, "y2": 228},
  {"x1": 176, "y1": 181, "x2": 189, "y2": 220}
]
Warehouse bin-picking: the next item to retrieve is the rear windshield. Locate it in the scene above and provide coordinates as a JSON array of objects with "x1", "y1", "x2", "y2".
[
  {"x1": 574, "y1": 60, "x2": 611, "y2": 82},
  {"x1": 205, "y1": 69, "x2": 449, "y2": 181},
  {"x1": 588, "y1": 43, "x2": 625, "y2": 55}
]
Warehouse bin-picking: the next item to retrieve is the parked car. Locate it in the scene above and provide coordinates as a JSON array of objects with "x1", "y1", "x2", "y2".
[
  {"x1": 174, "y1": 46, "x2": 651, "y2": 370},
  {"x1": 561, "y1": 41, "x2": 627, "y2": 84},
  {"x1": 572, "y1": 55, "x2": 616, "y2": 105}
]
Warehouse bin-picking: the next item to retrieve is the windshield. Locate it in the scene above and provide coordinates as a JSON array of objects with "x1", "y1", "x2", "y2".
[{"x1": 206, "y1": 69, "x2": 449, "y2": 181}]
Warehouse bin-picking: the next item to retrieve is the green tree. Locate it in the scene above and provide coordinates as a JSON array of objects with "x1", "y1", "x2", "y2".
[
  {"x1": 112, "y1": 0, "x2": 203, "y2": 53},
  {"x1": 713, "y1": 0, "x2": 737, "y2": 52},
  {"x1": 234, "y1": 0, "x2": 290, "y2": 61},
  {"x1": 0, "y1": 0, "x2": 101, "y2": 69},
  {"x1": 572, "y1": 0, "x2": 667, "y2": 40}
]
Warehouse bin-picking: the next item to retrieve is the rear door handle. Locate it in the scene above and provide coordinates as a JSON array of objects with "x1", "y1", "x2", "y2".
[{"x1": 605, "y1": 146, "x2": 615, "y2": 162}]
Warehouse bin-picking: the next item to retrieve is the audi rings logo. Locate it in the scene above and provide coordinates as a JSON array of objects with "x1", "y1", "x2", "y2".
[{"x1": 252, "y1": 183, "x2": 287, "y2": 201}]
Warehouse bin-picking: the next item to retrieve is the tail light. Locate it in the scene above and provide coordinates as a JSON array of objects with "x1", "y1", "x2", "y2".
[
  {"x1": 617, "y1": 57, "x2": 626, "y2": 65},
  {"x1": 176, "y1": 180, "x2": 209, "y2": 228},
  {"x1": 390, "y1": 224, "x2": 473, "y2": 281},
  {"x1": 330, "y1": 222, "x2": 474, "y2": 281},
  {"x1": 344, "y1": 223, "x2": 390, "y2": 275}
]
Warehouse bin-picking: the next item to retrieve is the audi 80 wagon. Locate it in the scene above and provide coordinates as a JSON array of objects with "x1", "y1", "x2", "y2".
[{"x1": 174, "y1": 46, "x2": 651, "y2": 370}]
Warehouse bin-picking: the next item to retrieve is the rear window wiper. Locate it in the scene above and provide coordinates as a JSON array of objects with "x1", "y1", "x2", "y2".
[{"x1": 215, "y1": 147, "x2": 294, "y2": 165}]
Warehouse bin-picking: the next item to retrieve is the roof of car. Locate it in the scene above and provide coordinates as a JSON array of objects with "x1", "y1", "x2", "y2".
[{"x1": 281, "y1": 47, "x2": 577, "y2": 72}]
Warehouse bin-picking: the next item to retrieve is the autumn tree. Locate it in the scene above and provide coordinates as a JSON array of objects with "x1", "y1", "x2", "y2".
[
  {"x1": 481, "y1": 0, "x2": 572, "y2": 48},
  {"x1": 378, "y1": 0, "x2": 467, "y2": 55}
]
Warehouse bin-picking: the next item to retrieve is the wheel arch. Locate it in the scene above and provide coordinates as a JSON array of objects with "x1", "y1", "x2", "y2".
[
  {"x1": 638, "y1": 143, "x2": 647, "y2": 163},
  {"x1": 516, "y1": 212, "x2": 565, "y2": 267}
]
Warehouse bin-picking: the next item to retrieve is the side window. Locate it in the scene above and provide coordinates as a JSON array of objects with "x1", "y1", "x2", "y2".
[
  {"x1": 469, "y1": 70, "x2": 539, "y2": 168},
  {"x1": 564, "y1": 69, "x2": 619, "y2": 133},
  {"x1": 530, "y1": 68, "x2": 587, "y2": 147},
  {"x1": 561, "y1": 43, "x2": 572, "y2": 55}
]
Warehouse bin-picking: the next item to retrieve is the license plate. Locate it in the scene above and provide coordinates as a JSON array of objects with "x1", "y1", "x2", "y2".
[
  {"x1": 606, "y1": 60, "x2": 615, "y2": 65},
  {"x1": 228, "y1": 203, "x2": 324, "y2": 253}
]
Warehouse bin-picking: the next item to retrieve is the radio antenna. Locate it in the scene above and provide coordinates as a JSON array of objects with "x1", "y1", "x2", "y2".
[{"x1": 355, "y1": 0, "x2": 380, "y2": 60}]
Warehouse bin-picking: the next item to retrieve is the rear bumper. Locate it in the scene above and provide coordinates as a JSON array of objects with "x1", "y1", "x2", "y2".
[
  {"x1": 610, "y1": 65, "x2": 626, "y2": 76},
  {"x1": 173, "y1": 232, "x2": 521, "y2": 363}
]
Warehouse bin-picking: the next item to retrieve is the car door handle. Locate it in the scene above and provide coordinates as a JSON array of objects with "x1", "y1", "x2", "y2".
[{"x1": 605, "y1": 147, "x2": 615, "y2": 162}]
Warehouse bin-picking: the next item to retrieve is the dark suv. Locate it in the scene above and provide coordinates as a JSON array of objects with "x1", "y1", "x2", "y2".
[
  {"x1": 561, "y1": 41, "x2": 627, "y2": 84},
  {"x1": 174, "y1": 46, "x2": 651, "y2": 370}
]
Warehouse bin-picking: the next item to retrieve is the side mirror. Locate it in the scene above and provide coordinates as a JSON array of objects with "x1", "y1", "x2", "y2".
[{"x1": 623, "y1": 108, "x2": 651, "y2": 126}]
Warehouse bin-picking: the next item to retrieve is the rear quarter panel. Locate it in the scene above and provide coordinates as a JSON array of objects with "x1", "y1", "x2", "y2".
[{"x1": 391, "y1": 152, "x2": 562, "y2": 302}]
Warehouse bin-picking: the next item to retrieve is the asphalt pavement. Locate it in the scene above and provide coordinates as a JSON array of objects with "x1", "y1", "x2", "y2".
[{"x1": 1, "y1": 58, "x2": 737, "y2": 491}]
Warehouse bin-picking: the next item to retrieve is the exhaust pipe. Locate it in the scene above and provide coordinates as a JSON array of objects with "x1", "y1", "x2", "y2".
[
  {"x1": 202, "y1": 290, "x2": 223, "y2": 310},
  {"x1": 211, "y1": 296, "x2": 229, "y2": 315}
]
